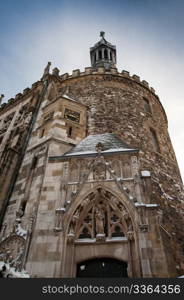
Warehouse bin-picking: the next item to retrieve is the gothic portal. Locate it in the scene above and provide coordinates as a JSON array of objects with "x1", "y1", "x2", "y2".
[{"x1": 0, "y1": 33, "x2": 184, "y2": 278}]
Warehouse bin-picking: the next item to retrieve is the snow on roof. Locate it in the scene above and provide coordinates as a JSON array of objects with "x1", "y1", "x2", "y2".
[
  {"x1": 62, "y1": 94, "x2": 77, "y2": 102},
  {"x1": 135, "y1": 203, "x2": 159, "y2": 208},
  {"x1": 61, "y1": 93, "x2": 87, "y2": 107},
  {"x1": 62, "y1": 133, "x2": 138, "y2": 158},
  {"x1": 64, "y1": 147, "x2": 136, "y2": 157}
]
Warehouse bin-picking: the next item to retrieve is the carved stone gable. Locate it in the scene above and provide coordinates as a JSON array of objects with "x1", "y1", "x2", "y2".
[{"x1": 67, "y1": 188, "x2": 134, "y2": 242}]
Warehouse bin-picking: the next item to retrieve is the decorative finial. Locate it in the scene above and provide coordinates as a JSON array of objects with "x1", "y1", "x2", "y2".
[
  {"x1": 52, "y1": 67, "x2": 60, "y2": 76},
  {"x1": 100, "y1": 31, "x2": 105, "y2": 39},
  {"x1": 0, "y1": 94, "x2": 4, "y2": 105},
  {"x1": 95, "y1": 142, "x2": 104, "y2": 153},
  {"x1": 43, "y1": 62, "x2": 51, "y2": 77}
]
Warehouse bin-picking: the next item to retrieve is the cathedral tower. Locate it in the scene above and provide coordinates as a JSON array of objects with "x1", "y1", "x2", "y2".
[
  {"x1": 90, "y1": 32, "x2": 116, "y2": 69},
  {"x1": 0, "y1": 33, "x2": 184, "y2": 278}
]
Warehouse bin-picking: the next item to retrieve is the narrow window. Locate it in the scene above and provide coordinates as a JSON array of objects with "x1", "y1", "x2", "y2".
[
  {"x1": 20, "y1": 200, "x2": 27, "y2": 217},
  {"x1": 110, "y1": 51, "x2": 112, "y2": 60},
  {"x1": 31, "y1": 156, "x2": 38, "y2": 169},
  {"x1": 143, "y1": 97, "x2": 152, "y2": 114},
  {"x1": 68, "y1": 126, "x2": 72, "y2": 138},
  {"x1": 99, "y1": 50, "x2": 102, "y2": 60},
  {"x1": 21, "y1": 201, "x2": 27, "y2": 213},
  {"x1": 150, "y1": 128, "x2": 160, "y2": 152},
  {"x1": 40, "y1": 128, "x2": 45, "y2": 138},
  {"x1": 104, "y1": 49, "x2": 108, "y2": 59}
]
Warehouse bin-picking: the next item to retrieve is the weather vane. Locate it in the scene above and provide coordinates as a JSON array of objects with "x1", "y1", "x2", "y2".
[{"x1": 100, "y1": 31, "x2": 105, "y2": 39}]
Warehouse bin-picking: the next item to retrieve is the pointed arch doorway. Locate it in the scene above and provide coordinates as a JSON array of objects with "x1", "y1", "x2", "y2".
[
  {"x1": 76, "y1": 258, "x2": 128, "y2": 278},
  {"x1": 61, "y1": 187, "x2": 141, "y2": 277}
]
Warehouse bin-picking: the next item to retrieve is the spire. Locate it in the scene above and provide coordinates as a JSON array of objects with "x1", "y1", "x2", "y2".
[
  {"x1": 90, "y1": 32, "x2": 116, "y2": 70},
  {"x1": 42, "y1": 62, "x2": 51, "y2": 79}
]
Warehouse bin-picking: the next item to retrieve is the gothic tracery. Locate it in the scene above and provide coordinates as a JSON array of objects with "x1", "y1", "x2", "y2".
[{"x1": 67, "y1": 188, "x2": 134, "y2": 241}]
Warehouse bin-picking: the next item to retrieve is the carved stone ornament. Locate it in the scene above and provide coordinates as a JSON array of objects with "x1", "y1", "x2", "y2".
[
  {"x1": 24, "y1": 112, "x2": 32, "y2": 126},
  {"x1": 127, "y1": 231, "x2": 134, "y2": 241},
  {"x1": 43, "y1": 62, "x2": 51, "y2": 77},
  {"x1": 139, "y1": 224, "x2": 149, "y2": 232},
  {"x1": 95, "y1": 142, "x2": 105, "y2": 153},
  {"x1": 0, "y1": 112, "x2": 15, "y2": 134},
  {"x1": 0, "y1": 234, "x2": 25, "y2": 268},
  {"x1": 52, "y1": 67, "x2": 60, "y2": 76},
  {"x1": 0, "y1": 217, "x2": 28, "y2": 271},
  {"x1": 93, "y1": 162, "x2": 106, "y2": 180},
  {"x1": 67, "y1": 188, "x2": 134, "y2": 242},
  {"x1": 54, "y1": 208, "x2": 65, "y2": 231}
]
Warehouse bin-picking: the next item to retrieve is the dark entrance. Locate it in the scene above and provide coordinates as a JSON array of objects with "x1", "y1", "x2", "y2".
[{"x1": 76, "y1": 258, "x2": 128, "y2": 277}]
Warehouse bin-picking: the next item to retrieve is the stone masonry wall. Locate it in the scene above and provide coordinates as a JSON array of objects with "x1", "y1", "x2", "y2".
[
  {"x1": 56, "y1": 71, "x2": 184, "y2": 275},
  {"x1": 0, "y1": 67, "x2": 184, "y2": 277}
]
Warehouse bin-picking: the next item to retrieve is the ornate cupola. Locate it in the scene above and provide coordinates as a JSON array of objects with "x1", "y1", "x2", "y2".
[{"x1": 90, "y1": 31, "x2": 117, "y2": 70}]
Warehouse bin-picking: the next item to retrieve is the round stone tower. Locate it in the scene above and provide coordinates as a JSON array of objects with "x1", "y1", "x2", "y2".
[
  {"x1": 54, "y1": 32, "x2": 184, "y2": 277},
  {"x1": 0, "y1": 33, "x2": 184, "y2": 278}
]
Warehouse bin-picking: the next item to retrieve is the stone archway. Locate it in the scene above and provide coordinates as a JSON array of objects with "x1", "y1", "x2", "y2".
[{"x1": 61, "y1": 187, "x2": 141, "y2": 277}]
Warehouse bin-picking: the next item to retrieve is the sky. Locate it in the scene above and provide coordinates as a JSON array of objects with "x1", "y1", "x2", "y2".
[{"x1": 0, "y1": 0, "x2": 184, "y2": 181}]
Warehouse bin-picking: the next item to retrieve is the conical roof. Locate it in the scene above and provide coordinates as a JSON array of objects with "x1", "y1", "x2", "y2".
[{"x1": 90, "y1": 32, "x2": 116, "y2": 51}]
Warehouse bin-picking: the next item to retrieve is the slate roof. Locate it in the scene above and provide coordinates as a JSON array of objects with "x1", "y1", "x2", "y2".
[
  {"x1": 90, "y1": 37, "x2": 116, "y2": 51},
  {"x1": 55, "y1": 133, "x2": 138, "y2": 159}
]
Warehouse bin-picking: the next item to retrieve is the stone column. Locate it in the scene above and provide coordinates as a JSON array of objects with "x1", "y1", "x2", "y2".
[
  {"x1": 102, "y1": 48, "x2": 105, "y2": 60},
  {"x1": 91, "y1": 54, "x2": 94, "y2": 65},
  {"x1": 131, "y1": 156, "x2": 142, "y2": 203},
  {"x1": 112, "y1": 52, "x2": 116, "y2": 64},
  {"x1": 138, "y1": 228, "x2": 152, "y2": 277}
]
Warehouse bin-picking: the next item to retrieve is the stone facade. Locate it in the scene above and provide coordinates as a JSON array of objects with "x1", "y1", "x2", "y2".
[{"x1": 0, "y1": 34, "x2": 184, "y2": 278}]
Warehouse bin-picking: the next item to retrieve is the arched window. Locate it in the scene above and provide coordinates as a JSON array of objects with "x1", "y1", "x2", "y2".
[
  {"x1": 31, "y1": 156, "x2": 38, "y2": 169},
  {"x1": 104, "y1": 49, "x2": 108, "y2": 59},
  {"x1": 40, "y1": 128, "x2": 45, "y2": 138},
  {"x1": 99, "y1": 50, "x2": 102, "y2": 60},
  {"x1": 68, "y1": 126, "x2": 72, "y2": 138},
  {"x1": 68, "y1": 188, "x2": 133, "y2": 241},
  {"x1": 150, "y1": 128, "x2": 160, "y2": 152},
  {"x1": 112, "y1": 225, "x2": 124, "y2": 237},
  {"x1": 20, "y1": 200, "x2": 27, "y2": 217},
  {"x1": 143, "y1": 97, "x2": 151, "y2": 114},
  {"x1": 0, "y1": 136, "x2": 3, "y2": 145}
]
